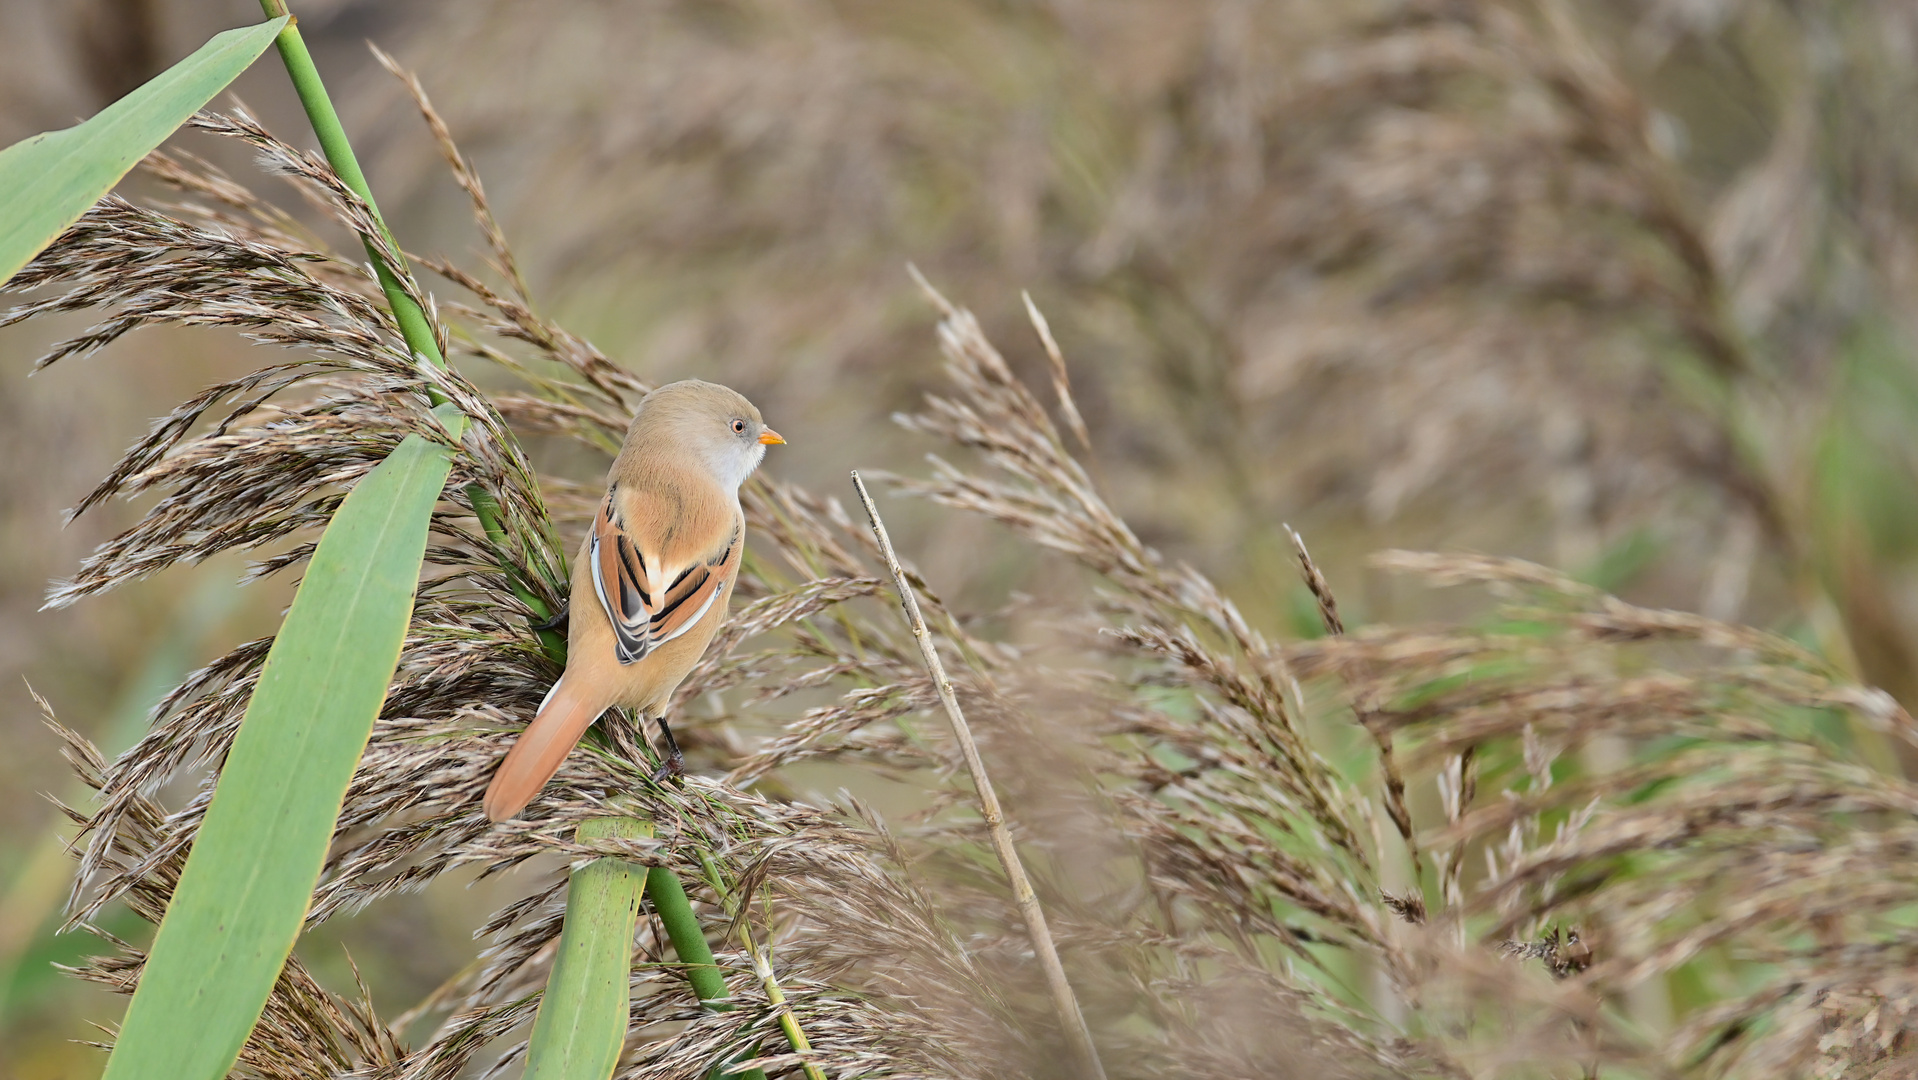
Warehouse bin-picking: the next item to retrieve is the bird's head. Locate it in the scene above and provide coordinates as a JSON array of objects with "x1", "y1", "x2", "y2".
[{"x1": 639, "y1": 379, "x2": 784, "y2": 490}]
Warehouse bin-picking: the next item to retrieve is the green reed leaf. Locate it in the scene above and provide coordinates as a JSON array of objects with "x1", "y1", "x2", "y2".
[
  {"x1": 524, "y1": 818, "x2": 654, "y2": 1080},
  {"x1": 0, "y1": 16, "x2": 286, "y2": 289},
  {"x1": 100, "y1": 405, "x2": 465, "y2": 1080}
]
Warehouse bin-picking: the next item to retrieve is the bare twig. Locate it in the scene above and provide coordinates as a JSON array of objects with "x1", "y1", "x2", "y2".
[{"x1": 850, "y1": 471, "x2": 1108, "y2": 1080}]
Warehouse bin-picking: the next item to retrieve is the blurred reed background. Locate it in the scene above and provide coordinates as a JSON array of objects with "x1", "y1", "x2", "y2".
[{"x1": 6, "y1": 0, "x2": 1918, "y2": 1076}]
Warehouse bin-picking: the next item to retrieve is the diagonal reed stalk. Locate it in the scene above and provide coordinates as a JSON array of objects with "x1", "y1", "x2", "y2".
[
  {"x1": 850, "y1": 471, "x2": 1108, "y2": 1080},
  {"x1": 256, "y1": 0, "x2": 564, "y2": 657},
  {"x1": 698, "y1": 850, "x2": 828, "y2": 1080},
  {"x1": 257, "y1": 0, "x2": 442, "y2": 372}
]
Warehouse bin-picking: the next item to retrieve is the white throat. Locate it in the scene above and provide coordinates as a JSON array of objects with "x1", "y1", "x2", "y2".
[{"x1": 708, "y1": 441, "x2": 766, "y2": 492}]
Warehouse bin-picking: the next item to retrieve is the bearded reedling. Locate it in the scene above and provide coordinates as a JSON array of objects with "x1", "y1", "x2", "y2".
[{"x1": 483, "y1": 379, "x2": 784, "y2": 822}]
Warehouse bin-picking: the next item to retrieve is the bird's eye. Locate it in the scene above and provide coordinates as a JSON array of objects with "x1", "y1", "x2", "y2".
[{"x1": 731, "y1": 418, "x2": 747, "y2": 434}]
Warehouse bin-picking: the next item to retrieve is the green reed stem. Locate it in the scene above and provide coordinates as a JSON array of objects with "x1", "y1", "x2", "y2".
[
  {"x1": 700, "y1": 850, "x2": 826, "y2": 1080},
  {"x1": 646, "y1": 867, "x2": 770, "y2": 1080},
  {"x1": 645, "y1": 868, "x2": 729, "y2": 1005},
  {"x1": 525, "y1": 818, "x2": 653, "y2": 1080},
  {"x1": 257, "y1": 1, "x2": 569, "y2": 643},
  {"x1": 469, "y1": 484, "x2": 567, "y2": 659},
  {"x1": 258, "y1": 0, "x2": 443, "y2": 373}
]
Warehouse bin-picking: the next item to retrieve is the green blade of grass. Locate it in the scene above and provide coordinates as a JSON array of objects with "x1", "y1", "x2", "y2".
[
  {"x1": 524, "y1": 818, "x2": 653, "y2": 1080},
  {"x1": 526, "y1": 820, "x2": 772, "y2": 1080},
  {"x1": 99, "y1": 404, "x2": 466, "y2": 1080},
  {"x1": 0, "y1": 16, "x2": 287, "y2": 289}
]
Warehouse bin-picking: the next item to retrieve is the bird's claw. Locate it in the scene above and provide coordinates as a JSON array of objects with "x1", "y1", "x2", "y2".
[
  {"x1": 529, "y1": 602, "x2": 569, "y2": 634},
  {"x1": 649, "y1": 749, "x2": 685, "y2": 786},
  {"x1": 648, "y1": 714, "x2": 686, "y2": 786}
]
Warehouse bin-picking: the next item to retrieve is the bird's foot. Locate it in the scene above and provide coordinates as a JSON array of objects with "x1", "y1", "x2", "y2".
[
  {"x1": 530, "y1": 602, "x2": 569, "y2": 634},
  {"x1": 649, "y1": 749, "x2": 685, "y2": 786},
  {"x1": 649, "y1": 714, "x2": 687, "y2": 786}
]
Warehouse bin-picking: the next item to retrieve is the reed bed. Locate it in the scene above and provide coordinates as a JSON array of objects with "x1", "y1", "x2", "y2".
[{"x1": 8, "y1": 10, "x2": 1918, "y2": 1080}]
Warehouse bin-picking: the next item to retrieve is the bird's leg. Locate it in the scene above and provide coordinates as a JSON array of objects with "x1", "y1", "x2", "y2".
[
  {"x1": 529, "y1": 601, "x2": 569, "y2": 634},
  {"x1": 649, "y1": 712, "x2": 686, "y2": 785}
]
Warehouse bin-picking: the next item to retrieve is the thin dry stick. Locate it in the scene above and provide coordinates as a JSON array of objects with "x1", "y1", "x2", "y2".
[{"x1": 850, "y1": 471, "x2": 1108, "y2": 1080}]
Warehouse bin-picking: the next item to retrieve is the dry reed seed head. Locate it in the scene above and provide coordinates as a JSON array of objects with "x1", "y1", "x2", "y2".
[
  {"x1": 1286, "y1": 524, "x2": 1344, "y2": 637},
  {"x1": 885, "y1": 290, "x2": 1918, "y2": 1073},
  {"x1": 1382, "y1": 890, "x2": 1427, "y2": 926},
  {"x1": 1497, "y1": 926, "x2": 1592, "y2": 980},
  {"x1": 369, "y1": 42, "x2": 535, "y2": 311}
]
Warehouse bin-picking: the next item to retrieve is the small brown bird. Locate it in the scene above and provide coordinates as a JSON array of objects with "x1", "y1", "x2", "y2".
[{"x1": 483, "y1": 379, "x2": 783, "y2": 822}]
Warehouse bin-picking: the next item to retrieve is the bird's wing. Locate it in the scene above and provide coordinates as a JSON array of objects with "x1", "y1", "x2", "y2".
[{"x1": 589, "y1": 483, "x2": 742, "y2": 665}]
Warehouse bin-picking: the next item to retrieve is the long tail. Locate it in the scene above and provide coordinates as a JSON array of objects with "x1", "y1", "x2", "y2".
[{"x1": 484, "y1": 675, "x2": 609, "y2": 822}]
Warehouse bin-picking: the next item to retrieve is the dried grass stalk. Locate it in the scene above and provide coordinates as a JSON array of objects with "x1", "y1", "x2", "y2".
[{"x1": 851, "y1": 471, "x2": 1106, "y2": 1080}]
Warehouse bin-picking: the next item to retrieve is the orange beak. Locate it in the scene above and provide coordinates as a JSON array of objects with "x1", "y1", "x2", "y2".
[{"x1": 758, "y1": 428, "x2": 786, "y2": 445}]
